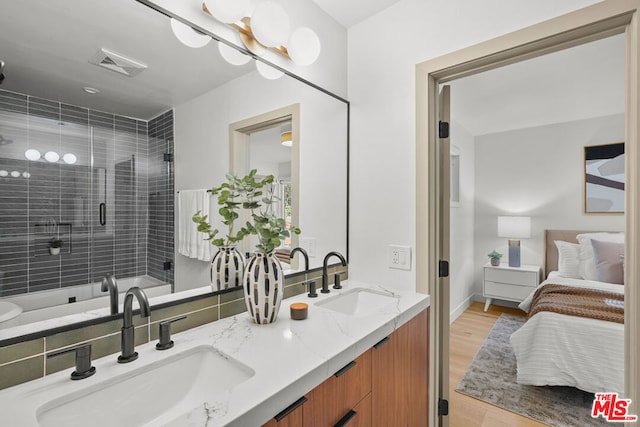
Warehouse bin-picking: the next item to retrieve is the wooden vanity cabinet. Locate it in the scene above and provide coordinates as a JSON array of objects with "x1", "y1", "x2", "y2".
[
  {"x1": 371, "y1": 308, "x2": 429, "y2": 427},
  {"x1": 303, "y1": 350, "x2": 371, "y2": 426},
  {"x1": 262, "y1": 308, "x2": 428, "y2": 427}
]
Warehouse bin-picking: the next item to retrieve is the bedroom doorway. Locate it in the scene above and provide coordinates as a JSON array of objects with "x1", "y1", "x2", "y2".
[{"x1": 415, "y1": 1, "x2": 640, "y2": 426}]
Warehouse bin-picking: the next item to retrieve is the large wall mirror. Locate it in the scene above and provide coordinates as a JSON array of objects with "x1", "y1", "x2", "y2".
[{"x1": 0, "y1": 0, "x2": 348, "y2": 342}]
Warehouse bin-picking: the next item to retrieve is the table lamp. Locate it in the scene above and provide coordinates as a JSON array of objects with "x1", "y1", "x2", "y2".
[{"x1": 497, "y1": 216, "x2": 531, "y2": 267}]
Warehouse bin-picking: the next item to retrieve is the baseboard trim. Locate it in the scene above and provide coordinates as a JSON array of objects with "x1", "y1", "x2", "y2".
[{"x1": 450, "y1": 294, "x2": 476, "y2": 323}]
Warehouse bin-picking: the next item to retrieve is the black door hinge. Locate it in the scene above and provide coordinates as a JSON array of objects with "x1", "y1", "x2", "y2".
[
  {"x1": 438, "y1": 260, "x2": 449, "y2": 278},
  {"x1": 438, "y1": 398, "x2": 449, "y2": 416},
  {"x1": 439, "y1": 120, "x2": 449, "y2": 139}
]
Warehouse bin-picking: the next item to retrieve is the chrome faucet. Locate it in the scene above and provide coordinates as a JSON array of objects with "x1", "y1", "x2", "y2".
[
  {"x1": 118, "y1": 287, "x2": 150, "y2": 363},
  {"x1": 101, "y1": 273, "x2": 119, "y2": 315},
  {"x1": 291, "y1": 247, "x2": 317, "y2": 297},
  {"x1": 321, "y1": 251, "x2": 347, "y2": 293}
]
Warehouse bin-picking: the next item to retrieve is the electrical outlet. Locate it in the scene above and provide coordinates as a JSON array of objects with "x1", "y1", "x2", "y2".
[
  {"x1": 388, "y1": 245, "x2": 411, "y2": 270},
  {"x1": 300, "y1": 237, "x2": 317, "y2": 257}
]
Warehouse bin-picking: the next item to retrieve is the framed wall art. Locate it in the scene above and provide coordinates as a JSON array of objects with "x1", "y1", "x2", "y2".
[{"x1": 584, "y1": 142, "x2": 625, "y2": 214}]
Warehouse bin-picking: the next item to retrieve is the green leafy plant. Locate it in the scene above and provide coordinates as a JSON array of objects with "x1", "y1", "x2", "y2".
[
  {"x1": 242, "y1": 174, "x2": 301, "y2": 254},
  {"x1": 49, "y1": 238, "x2": 63, "y2": 249},
  {"x1": 487, "y1": 250, "x2": 502, "y2": 260},
  {"x1": 192, "y1": 169, "x2": 271, "y2": 247}
]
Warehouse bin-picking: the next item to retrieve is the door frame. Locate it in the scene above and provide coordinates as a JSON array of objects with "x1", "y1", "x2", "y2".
[{"x1": 415, "y1": 1, "x2": 640, "y2": 426}]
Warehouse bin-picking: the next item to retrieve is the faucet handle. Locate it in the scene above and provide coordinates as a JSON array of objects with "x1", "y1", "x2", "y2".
[
  {"x1": 307, "y1": 280, "x2": 318, "y2": 298},
  {"x1": 156, "y1": 315, "x2": 187, "y2": 350},
  {"x1": 333, "y1": 272, "x2": 343, "y2": 290},
  {"x1": 47, "y1": 344, "x2": 96, "y2": 380}
]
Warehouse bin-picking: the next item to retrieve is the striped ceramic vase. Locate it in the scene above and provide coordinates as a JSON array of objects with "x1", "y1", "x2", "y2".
[
  {"x1": 243, "y1": 252, "x2": 284, "y2": 324},
  {"x1": 210, "y1": 246, "x2": 244, "y2": 291}
]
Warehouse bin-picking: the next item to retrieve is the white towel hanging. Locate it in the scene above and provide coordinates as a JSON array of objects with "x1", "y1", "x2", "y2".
[{"x1": 177, "y1": 189, "x2": 213, "y2": 261}]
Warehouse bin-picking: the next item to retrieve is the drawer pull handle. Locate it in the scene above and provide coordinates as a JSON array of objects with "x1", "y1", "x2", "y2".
[
  {"x1": 334, "y1": 410, "x2": 357, "y2": 427},
  {"x1": 334, "y1": 360, "x2": 356, "y2": 377},
  {"x1": 373, "y1": 336, "x2": 390, "y2": 349},
  {"x1": 274, "y1": 396, "x2": 308, "y2": 422}
]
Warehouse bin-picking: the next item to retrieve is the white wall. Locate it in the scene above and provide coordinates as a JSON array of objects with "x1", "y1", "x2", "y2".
[
  {"x1": 449, "y1": 121, "x2": 476, "y2": 321},
  {"x1": 174, "y1": 70, "x2": 348, "y2": 291},
  {"x1": 347, "y1": 0, "x2": 602, "y2": 291},
  {"x1": 473, "y1": 114, "x2": 625, "y2": 293}
]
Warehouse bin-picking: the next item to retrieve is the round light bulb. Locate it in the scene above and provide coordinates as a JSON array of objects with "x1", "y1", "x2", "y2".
[
  {"x1": 218, "y1": 42, "x2": 251, "y2": 66},
  {"x1": 288, "y1": 27, "x2": 321, "y2": 66},
  {"x1": 44, "y1": 151, "x2": 60, "y2": 163},
  {"x1": 256, "y1": 61, "x2": 284, "y2": 80},
  {"x1": 0, "y1": 170, "x2": 8, "y2": 177},
  {"x1": 251, "y1": 1, "x2": 290, "y2": 48},
  {"x1": 22, "y1": 171, "x2": 31, "y2": 178},
  {"x1": 10, "y1": 171, "x2": 20, "y2": 178},
  {"x1": 170, "y1": 18, "x2": 211, "y2": 48},
  {"x1": 204, "y1": 0, "x2": 249, "y2": 24},
  {"x1": 25, "y1": 149, "x2": 41, "y2": 161},
  {"x1": 63, "y1": 153, "x2": 77, "y2": 164}
]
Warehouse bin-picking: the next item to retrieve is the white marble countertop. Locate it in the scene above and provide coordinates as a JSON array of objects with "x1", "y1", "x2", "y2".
[{"x1": 0, "y1": 280, "x2": 429, "y2": 427}]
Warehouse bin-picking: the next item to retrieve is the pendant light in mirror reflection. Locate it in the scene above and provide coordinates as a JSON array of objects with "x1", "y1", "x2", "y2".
[
  {"x1": 24, "y1": 149, "x2": 77, "y2": 164},
  {"x1": 170, "y1": 18, "x2": 211, "y2": 48},
  {"x1": 218, "y1": 42, "x2": 251, "y2": 66},
  {"x1": 255, "y1": 60, "x2": 284, "y2": 80}
]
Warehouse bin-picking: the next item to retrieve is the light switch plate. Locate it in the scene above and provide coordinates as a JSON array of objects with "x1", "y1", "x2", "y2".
[{"x1": 300, "y1": 237, "x2": 317, "y2": 257}]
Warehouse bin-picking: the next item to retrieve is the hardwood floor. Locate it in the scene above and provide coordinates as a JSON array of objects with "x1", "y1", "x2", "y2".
[{"x1": 449, "y1": 302, "x2": 547, "y2": 427}]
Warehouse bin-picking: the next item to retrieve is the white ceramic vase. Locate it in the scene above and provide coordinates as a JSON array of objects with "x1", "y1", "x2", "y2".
[
  {"x1": 243, "y1": 252, "x2": 284, "y2": 324},
  {"x1": 210, "y1": 246, "x2": 244, "y2": 291}
]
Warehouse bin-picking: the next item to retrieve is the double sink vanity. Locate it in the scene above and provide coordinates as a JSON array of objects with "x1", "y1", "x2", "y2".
[{"x1": 0, "y1": 281, "x2": 429, "y2": 426}]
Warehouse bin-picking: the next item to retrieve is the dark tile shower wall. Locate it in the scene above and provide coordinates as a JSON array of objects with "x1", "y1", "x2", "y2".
[
  {"x1": 0, "y1": 89, "x2": 174, "y2": 298},
  {"x1": 147, "y1": 111, "x2": 174, "y2": 286}
]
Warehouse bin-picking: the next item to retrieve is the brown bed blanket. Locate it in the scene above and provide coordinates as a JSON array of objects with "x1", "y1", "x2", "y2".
[{"x1": 528, "y1": 284, "x2": 624, "y2": 324}]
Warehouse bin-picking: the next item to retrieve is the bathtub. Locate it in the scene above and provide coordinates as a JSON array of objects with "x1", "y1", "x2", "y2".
[{"x1": 0, "y1": 276, "x2": 172, "y2": 339}]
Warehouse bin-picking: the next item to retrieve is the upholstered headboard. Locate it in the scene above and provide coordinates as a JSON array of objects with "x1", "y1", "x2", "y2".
[{"x1": 544, "y1": 230, "x2": 592, "y2": 279}]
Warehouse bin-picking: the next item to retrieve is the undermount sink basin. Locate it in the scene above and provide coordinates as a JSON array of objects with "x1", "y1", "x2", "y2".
[
  {"x1": 316, "y1": 288, "x2": 398, "y2": 316},
  {"x1": 36, "y1": 346, "x2": 254, "y2": 427}
]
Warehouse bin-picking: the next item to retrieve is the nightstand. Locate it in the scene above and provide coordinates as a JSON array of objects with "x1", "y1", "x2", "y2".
[{"x1": 483, "y1": 263, "x2": 541, "y2": 312}]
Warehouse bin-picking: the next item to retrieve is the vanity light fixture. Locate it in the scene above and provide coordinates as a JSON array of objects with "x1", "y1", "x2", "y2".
[
  {"x1": 44, "y1": 151, "x2": 60, "y2": 163},
  {"x1": 200, "y1": 1, "x2": 321, "y2": 68},
  {"x1": 25, "y1": 149, "x2": 41, "y2": 161},
  {"x1": 63, "y1": 153, "x2": 77, "y2": 164},
  {"x1": 281, "y1": 131, "x2": 292, "y2": 147}
]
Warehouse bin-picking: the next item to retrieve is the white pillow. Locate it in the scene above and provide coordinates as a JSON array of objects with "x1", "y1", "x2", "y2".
[
  {"x1": 576, "y1": 232, "x2": 624, "y2": 280},
  {"x1": 554, "y1": 240, "x2": 581, "y2": 278},
  {"x1": 591, "y1": 239, "x2": 624, "y2": 285}
]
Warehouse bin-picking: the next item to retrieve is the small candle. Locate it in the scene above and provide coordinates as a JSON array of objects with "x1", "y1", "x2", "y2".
[{"x1": 290, "y1": 302, "x2": 308, "y2": 320}]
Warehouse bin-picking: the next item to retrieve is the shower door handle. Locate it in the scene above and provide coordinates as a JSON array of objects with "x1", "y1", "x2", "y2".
[{"x1": 99, "y1": 203, "x2": 106, "y2": 226}]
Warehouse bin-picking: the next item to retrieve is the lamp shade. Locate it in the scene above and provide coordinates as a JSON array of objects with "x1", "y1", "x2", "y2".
[{"x1": 497, "y1": 216, "x2": 531, "y2": 238}]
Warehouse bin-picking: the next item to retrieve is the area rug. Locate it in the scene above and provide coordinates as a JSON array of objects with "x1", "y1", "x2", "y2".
[{"x1": 455, "y1": 314, "x2": 608, "y2": 427}]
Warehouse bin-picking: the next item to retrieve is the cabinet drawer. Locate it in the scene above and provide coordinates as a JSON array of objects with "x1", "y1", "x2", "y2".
[
  {"x1": 484, "y1": 280, "x2": 533, "y2": 302},
  {"x1": 484, "y1": 268, "x2": 537, "y2": 286}
]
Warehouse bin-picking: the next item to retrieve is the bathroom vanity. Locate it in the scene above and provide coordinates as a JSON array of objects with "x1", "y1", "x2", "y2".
[{"x1": 0, "y1": 281, "x2": 429, "y2": 426}]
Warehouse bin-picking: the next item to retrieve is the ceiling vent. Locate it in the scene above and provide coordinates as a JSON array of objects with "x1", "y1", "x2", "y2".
[{"x1": 89, "y1": 48, "x2": 147, "y2": 77}]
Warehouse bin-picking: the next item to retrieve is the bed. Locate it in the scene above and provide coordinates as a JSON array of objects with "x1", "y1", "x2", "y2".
[{"x1": 509, "y1": 229, "x2": 625, "y2": 394}]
